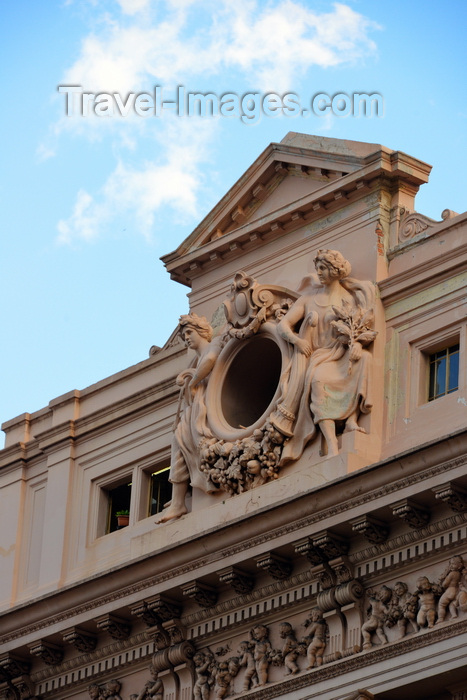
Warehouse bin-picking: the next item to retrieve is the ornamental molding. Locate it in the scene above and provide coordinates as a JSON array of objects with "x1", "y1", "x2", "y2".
[
  {"x1": 397, "y1": 207, "x2": 459, "y2": 245},
  {"x1": 2, "y1": 456, "x2": 466, "y2": 649},
  {"x1": 32, "y1": 632, "x2": 151, "y2": 686}
]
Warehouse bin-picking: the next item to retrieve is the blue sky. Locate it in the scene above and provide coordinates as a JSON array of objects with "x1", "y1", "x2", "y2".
[{"x1": 1, "y1": 0, "x2": 466, "y2": 434}]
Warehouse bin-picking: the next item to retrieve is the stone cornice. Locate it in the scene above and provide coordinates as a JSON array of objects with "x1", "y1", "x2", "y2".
[
  {"x1": 163, "y1": 174, "x2": 385, "y2": 287},
  {"x1": 1, "y1": 433, "x2": 466, "y2": 649}
]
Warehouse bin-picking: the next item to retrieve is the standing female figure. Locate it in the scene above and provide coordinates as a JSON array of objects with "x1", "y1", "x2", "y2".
[{"x1": 276, "y1": 249, "x2": 376, "y2": 460}]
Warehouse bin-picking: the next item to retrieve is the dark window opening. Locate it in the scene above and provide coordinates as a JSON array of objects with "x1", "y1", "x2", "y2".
[
  {"x1": 221, "y1": 336, "x2": 282, "y2": 429},
  {"x1": 106, "y1": 482, "x2": 132, "y2": 533},
  {"x1": 149, "y1": 466, "x2": 172, "y2": 516},
  {"x1": 428, "y1": 343, "x2": 459, "y2": 401}
]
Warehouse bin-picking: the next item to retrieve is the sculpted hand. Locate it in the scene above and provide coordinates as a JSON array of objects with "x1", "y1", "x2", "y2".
[
  {"x1": 296, "y1": 338, "x2": 312, "y2": 357},
  {"x1": 349, "y1": 342, "x2": 362, "y2": 362},
  {"x1": 176, "y1": 368, "x2": 195, "y2": 386}
]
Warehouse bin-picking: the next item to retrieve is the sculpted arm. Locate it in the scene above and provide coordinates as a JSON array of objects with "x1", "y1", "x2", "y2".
[
  {"x1": 189, "y1": 337, "x2": 223, "y2": 390},
  {"x1": 278, "y1": 298, "x2": 313, "y2": 357}
]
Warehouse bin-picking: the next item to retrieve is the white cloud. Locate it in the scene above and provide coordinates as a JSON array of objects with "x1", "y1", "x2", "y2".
[
  {"x1": 59, "y1": 0, "x2": 379, "y2": 95},
  {"x1": 53, "y1": 0, "x2": 380, "y2": 244},
  {"x1": 56, "y1": 118, "x2": 215, "y2": 245}
]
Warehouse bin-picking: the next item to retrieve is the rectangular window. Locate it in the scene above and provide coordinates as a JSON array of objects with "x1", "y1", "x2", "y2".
[
  {"x1": 105, "y1": 480, "x2": 132, "y2": 533},
  {"x1": 428, "y1": 343, "x2": 459, "y2": 400},
  {"x1": 149, "y1": 465, "x2": 171, "y2": 516}
]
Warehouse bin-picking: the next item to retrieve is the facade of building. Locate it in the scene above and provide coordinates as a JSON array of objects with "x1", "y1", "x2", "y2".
[{"x1": 1, "y1": 132, "x2": 467, "y2": 700}]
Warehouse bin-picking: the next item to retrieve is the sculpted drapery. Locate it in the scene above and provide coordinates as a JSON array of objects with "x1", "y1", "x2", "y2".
[{"x1": 274, "y1": 249, "x2": 377, "y2": 460}]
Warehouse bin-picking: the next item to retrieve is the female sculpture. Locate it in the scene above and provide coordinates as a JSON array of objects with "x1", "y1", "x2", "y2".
[
  {"x1": 157, "y1": 313, "x2": 223, "y2": 522},
  {"x1": 275, "y1": 249, "x2": 376, "y2": 459}
]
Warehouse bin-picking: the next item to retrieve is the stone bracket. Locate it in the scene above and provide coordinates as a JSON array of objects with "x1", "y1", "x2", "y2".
[
  {"x1": 350, "y1": 514, "x2": 390, "y2": 544},
  {"x1": 62, "y1": 627, "x2": 97, "y2": 653},
  {"x1": 392, "y1": 498, "x2": 430, "y2": 528},
  {"x1": 95, "y1": 613, "x2": 131, "y2": 640},
  {"x1": 218, "y1": 565, "x2": 255, "y2": 595},
  {"x1": 313, "y1": 531, "x2": 350, "y2": 560},
  {"x1": 432, "y1": 482, "x2": 467, "y2": 513},
  {"x1": 181, "y1": 580, "x2": 218, "y2": 609},
  {"x1": 255, "y1": 552, "x2": 293, "y2": 580},
  {"x1": 28, "y1": 640, "x2": 64, "y2": 666}
]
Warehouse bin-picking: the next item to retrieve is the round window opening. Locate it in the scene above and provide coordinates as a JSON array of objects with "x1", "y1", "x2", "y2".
[{"x1": 221, "y1": 335, "x2": 282, "y2": 429}]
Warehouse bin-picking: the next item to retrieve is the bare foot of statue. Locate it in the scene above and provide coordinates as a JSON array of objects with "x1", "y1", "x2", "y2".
[
  {"x1": 155, "y1": 503, "x2": 188, "y2": 523},
  {"x1": 343, "y1": 418, "x2": 366, "y2": 434}
]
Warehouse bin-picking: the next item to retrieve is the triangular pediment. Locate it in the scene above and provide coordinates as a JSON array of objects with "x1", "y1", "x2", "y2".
[
  {"x1": 175, "y1": 133, "x2": 382, "y2": 253},
  {"x1": 162, "y1": 132, "x2": 431, "y2": 286}
]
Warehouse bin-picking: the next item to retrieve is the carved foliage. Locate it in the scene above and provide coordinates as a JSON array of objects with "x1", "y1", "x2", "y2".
[{"x1": 199, "y1": 422, "x2": 287, "y2": 496}]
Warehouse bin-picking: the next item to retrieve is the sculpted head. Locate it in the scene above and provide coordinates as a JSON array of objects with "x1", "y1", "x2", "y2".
[
  {"x1": 279, "y1": 622, "x2": 293, "y2": 638},
  {"x1": 251, "y1": 624, "x2": 268, "y2": 641},
  {"x1": 394, "y1": 581, "x2": 408, "y2": 597},
  {"x1": 314, "y1": 249, "x2": 351, "y2": 281},
  {"x1": 179, "y1": 313, "x2": 213, "y2": 350},
  {"x1": 449, "y1": 555, "x2": 464, "y2": 571}
]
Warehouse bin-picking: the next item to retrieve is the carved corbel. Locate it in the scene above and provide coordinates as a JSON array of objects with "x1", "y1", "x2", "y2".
[
  {"x1": 218, "y1": 565, "x2": 255, "y2": 595},
  {"x1": 294, "y1": 537, "x2": 326, "y2": 566},
  {"x1": 255, "y1": 552, "x2": 293, "y2": 580},
  {"x1": 28, "y1": 640, "x2": 64, "y2": 666},
  {"x1": 350, "y1": 514, "x2": 389, "y2": 544},
  {"x1": 432, "y1": 482, "x2": 467, "y2": 513},
  {"x1": 313, "y1": 562, "x2": 336, "y2": 591},
  {"x1": 391, "y1": 498, "x2": 430, "y2": 529},
  {"x1": 329, "y1": 557, "x2": 364, "y2": 606},
  {"x1": 0, "y1": 655, "x2": 31, "y2": 680},
  {"x1": 312, "y1": 531, "x2": 349, "y2": 560},
  {"x1": 95, "y1": 613, "x2": 131, "y2": 640},
  {"x1": 329, "y1": 556, "x2": 354, "y2": 585},
  {"x1": 148, "y1": 594, "x2": 182, "y2": 622},
  {"x1": 167, "y1": 641, "x2": 195, "y2": 667},
  {"x1": 181, "y1": 581, "x2": 218, "y2": 609},
  {"x1": 3, "y1": 675, "x2": 38, "y2": 700},
  {"x1": 162, "y1": 619, "x2": 186, "y2": 646},
  {"x1": 130, "y1": 600, "x2": 161, "y2": 627},
  {"x1": 62, "y1": 627, "x2": 97, "y2": 653},
  {"x1": 131, "y1": 595, "x2": 181, "y2": 627}
]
